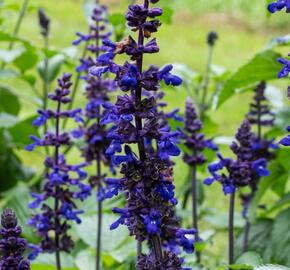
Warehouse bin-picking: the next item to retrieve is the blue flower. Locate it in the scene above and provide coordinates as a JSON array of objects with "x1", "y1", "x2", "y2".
[
  {"x1": 27, "y1": 244, "x2": 42, "y2": 261},
  {"x1": 143, "y1": 210, "x2": 161, "y2": 235},
  {"x1": 28, "y1": 193, "x2": 45, "y2": 209},
  {"x1": 158, "y1": 65, "x2": 182, "y2": 86},
  {"x1": 268, "y1": 0, "x2": 290, "y2": 13},
  {"x1": 278, "y1": 57, "x2": 290, "y2": 78},
  {"x1": 252, "y1": 158, "x2": 269, "y2": 177},
  {"x1": 60, "y1": 203, "x2": 83, "y2": 224}
]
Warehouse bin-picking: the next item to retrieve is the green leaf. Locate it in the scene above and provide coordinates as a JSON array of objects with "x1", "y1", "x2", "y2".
[
  {"x1": 0, "y1": 113, "x2": 19, "y2": 128},
  {"x1": 38, "y1": 54, "x2": 65, "y2": 83},
  {"x1": 254, "y1": 265, "x2": 290, "y2": 270},
  {"x1": 271, "y1": 209, "x2": 290, "y2": 266},
  {"x1": 8, "y1": 115, "x2": 38, "y2": 146},
  {"x1": 0, "y1": 86, "x2": 21, "y2": 115},
  {"x1": 75, "y1": 250, "x2": 95, "y2": 270},
  {"x1": 14, "y1": 46, "x2": 38, "y2": 73},
  {"x1": 0, "y1": 69, "x2": 18, "y2": 79},
  {"x1": 216, "y1": 50, "x2": 282, "y2": 108},
  {"x1": 235, "y1": 219, "x2": 273, "y2": 261},
  {"x1": 160, "y1": 7, "x2": 174, "y2": 24},
  {"x1": 73, "y1": 214, "x2": 129, "y2": 251},
  {"x1": 236, "y1": 252, "x2": 263, "y2": 267},
  {"x1": 32, "y1": 253, "x2": 76, "y2": 269},
  {"x1": 0, "y1": 47, "x2": 25, "y2": 63}
]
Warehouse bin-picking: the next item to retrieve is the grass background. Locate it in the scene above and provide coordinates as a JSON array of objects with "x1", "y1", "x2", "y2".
[{"x1": 1, "y1": 0, "x2": 290, "y2": 268}]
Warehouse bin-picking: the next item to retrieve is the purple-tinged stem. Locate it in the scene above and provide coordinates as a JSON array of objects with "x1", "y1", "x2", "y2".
[
  {"x1": 54, "y1": 100, "x2": 62, "y2": 270},
  {"x1": 134, "y1": 0, "x2": 163, "y2": 264},
  {"x1": 96, "y1": 153, "x2": 102, "y2": 270},
  {"x1": 229, "y1": 191, "x2": 235, "y2": 270},
  {"x1": 191, "y1": 163, "x2": 201, "y2": 263}
]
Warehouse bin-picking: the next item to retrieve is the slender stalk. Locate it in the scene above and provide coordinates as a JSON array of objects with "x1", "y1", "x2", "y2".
[
  {"x1": 96, "y1": 153, "x2": 102, "y2": 270},
  {"x1": 200, "y1": 45, "x2": 213, "y2": 119},
  {"x1": 43, "y1": 36, "x2": 50, "y2": 142},
  {"x1": 242, "y1": 219, "x2": 250, "y2": 253},
  {"x1": 228, "y1": 192, "x2": 236, "y2": 270},
  {"x1": 54, "y1": 100, "x2": 62, "y2": 270},
  {"x1": 62, "y1": 37, "x2": 90, "y2": 130},
  {"x1": 1, "y1": 0, "x2": 30, "y2": 68},
  {"x1": 134, "y1": 0, "x2": 163, "y2": 263},
  {"x1": 191, "y1": 163, "x2": 201, "y2": 263}
]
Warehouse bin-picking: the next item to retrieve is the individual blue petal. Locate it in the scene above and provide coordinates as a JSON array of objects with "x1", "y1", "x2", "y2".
[
  {"x1": 203, "y1": 177, "x2": 214, "y2": 185},
  {"x1": 252, "y1": 158, "x2": 269, "y2": 177},
  {"x1": 280, "y1": 135, "x2": 290, "y2": 146}
]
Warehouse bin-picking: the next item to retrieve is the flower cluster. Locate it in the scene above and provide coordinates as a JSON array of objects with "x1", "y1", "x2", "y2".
[
  {"x1": 72, "y1": 5, "x2": 117, "y2": 192},
  {"x1": 247, "y1": 81, "x2": 277, "y2": 160},
  {"x1": 181, "y1": 98, "x2": 217, "y2": 167},
  {"x1": 26, "y1": 74, "x2": 91, "y2": 257},
  {"x1": 239, "y1": 82, "x2": 278, "y2": 218},
  {"x1": 204, "y1": 120, "x2": 269, "y2": 195},
  {"x1": 90, "y1": 0, "x2": 194, "y2": 268},
  {"x1": 267, "y1": 0, "x2": 290, "y2": 13},
  {"x1": 0, "y1": 209, "x2": 30, "y2": 270}
]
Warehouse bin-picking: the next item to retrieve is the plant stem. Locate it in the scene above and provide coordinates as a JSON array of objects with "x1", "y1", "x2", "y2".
[
  {"x1": 1, "y1": 0, "x2": 30, "y2": 68},
  {"x1": 134, "y1": 0, "x2": 163, "y2": 264},
  {"x1": 96, "y1": 153, "x2": 102, "y2": 270},
  {"x1": 54, "y1": 100, "x2": 62, "y2": 270},
  {"x1": 62, "y1": 37, "x2": 90, "y2": 130},
  {"x1": 200, "y1": 44, "x2": 213, "y2": 119},
  {"x1": 43, "y1": 36, "x2": 50, "y2": 147},
  {"x1": 191, "y1": 163, "x2": 201, "y2": 263},
  {"x1": 242, "y1": 219, "x2": 250, "y2": 253},
  {"x1": 229, "y1": 191, "x2": 235, "y2": 270}
]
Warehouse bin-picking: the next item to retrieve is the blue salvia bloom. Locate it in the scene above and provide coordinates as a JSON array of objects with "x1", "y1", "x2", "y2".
[
  {"x1": 267, "y1": 0, "x2": 290, "y2": 13},
  {"x1": 90, "y1": 0, "x2": 195, "y2": 268},
  {"x1": 247, "y1": 81, "x2": 278, "y2": 162},
  {"x1": 72, "y1": 5, "x2": 117, "y2": 195},
  {"x1": 0, "y1": 209, "x2": 30, "y2": 270},
  {"x1": 204, "y1": 120, "x2": 269, "y2": 195},
  {"x1": 240, "y1": 82, "x2": 278, "y2": 218},
  {"x1": 181, "y1": 97, "x2": 218, "y2": 166},
  {"x1": 25, "y1": 74, "x2": 91, "y2": 257}
]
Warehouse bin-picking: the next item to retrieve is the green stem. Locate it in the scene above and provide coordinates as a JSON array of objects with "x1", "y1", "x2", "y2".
[
  {"x1": 1, "y1": 0, "x2": 30, "y2": 68},
  {"x1": 200, "y1": 44, "x2": 213, "y2": 119}
]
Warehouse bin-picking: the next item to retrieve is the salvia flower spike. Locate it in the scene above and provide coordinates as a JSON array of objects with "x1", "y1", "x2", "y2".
[
  {"x1": 72, "y1": 5, "x2": 117, "y2": 270},
  {"x1": 0, "y1": 208, "x2": 30, "y2": 270},
  {"x1": 205, "y1": 120, "x2": 269, "y2": 265},
  {"x1": 181, "y1": 98, "x2": 217, "y2": 261},
  {"x1": 26, "y1": 74, "x2": 91, "y2": 269},
  {"x1": 242, "y1": 82, "x2": 278, "y2": 251},
  {"x1": 38, "y1": 8, "x2": 50, "y2": 37},
  {"x1": 90, "y1": 0, "x2": 195, "y2": 268}
]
